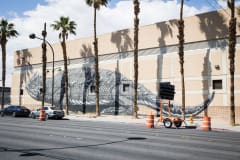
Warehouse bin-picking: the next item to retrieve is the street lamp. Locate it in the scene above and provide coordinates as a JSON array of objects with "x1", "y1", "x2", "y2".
[{"x1": 29, "y1": 33, "x2": 55, "y2": 107}]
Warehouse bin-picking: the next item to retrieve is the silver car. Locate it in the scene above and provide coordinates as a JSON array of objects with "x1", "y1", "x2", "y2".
[{"x1": 30, "y1": 106, "x2": 65, "y2": 119}]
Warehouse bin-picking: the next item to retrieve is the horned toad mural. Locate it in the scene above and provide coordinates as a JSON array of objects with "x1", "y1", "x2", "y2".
[{"x1": 25, "y1": 66, "x2": 214, "y2": 117}]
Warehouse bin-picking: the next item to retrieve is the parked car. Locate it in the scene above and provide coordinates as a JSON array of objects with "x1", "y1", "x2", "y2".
[
  {"x1": 30, "y1": 106, "x2": 65, "y2": 119},
  {"x1": 0, "y1": 105, "x2": 31, "y2": 117}
]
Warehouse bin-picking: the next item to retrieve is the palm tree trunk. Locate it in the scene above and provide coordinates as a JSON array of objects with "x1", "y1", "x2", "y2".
[
  {"x1": 178, "y1": 0, "x2": 185, "y2": 120},
  {"x1": 228, "y1": 0, "x2": 236, "y2": 126},
  {"x1": 1, "y1": 39, "x2": 6, "y2": 110},
  {"x1": 61, "y1": 36, "x2": 69, "y2": 115},
  {"x1": 133, "y1": 0, "x2": 140, "y2": 118},
  {"x1": 42, "y1": 43, "x2": 46, "y2": 109},
  {"x1": 94, "y1": 7, "x2": 100, "y2": 116},
  {"x1": 42, "y1": 24, "x2": 47, "y2": 109}
]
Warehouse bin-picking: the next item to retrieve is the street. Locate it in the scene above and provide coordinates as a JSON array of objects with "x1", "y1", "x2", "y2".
[{"x1": 0, "y1": 117, "x2": 240, "y2": 160}]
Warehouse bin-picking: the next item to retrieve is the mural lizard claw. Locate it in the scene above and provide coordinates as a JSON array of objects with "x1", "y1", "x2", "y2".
[{"x1": 25, "y1": 66, "x2": 214, "y2": 117}]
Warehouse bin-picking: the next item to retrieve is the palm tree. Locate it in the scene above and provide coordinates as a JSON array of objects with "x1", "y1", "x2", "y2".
[
  {"x1": 227, "y1": 0, "x2": 236, "y2": 126},
  {"x1": 41, "y1": 23, "x2": 47, "y2": 112},
  {"x1": 0, "y1": 19, "x2": 18, "y2": 109},
  {"x1": 51, "y1": 16, "x2": 76, "y2": 115},
  {"x1": 177, "y1": 0, "x2": 185, "y2": 120},
  {"x1": 86, "y1": 0, "x2": 109, "y2": 116},
  {"x1": 133, "y1": 0, "x2": 140, "y2": 118}
]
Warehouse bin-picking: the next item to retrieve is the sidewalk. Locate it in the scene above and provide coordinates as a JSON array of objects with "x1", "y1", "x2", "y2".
[
  {"x1": 65, "y1": 114, "x2": 240, "y2": 132},
  {"x1": 193, "y1": 117, "x2": 240, "y2": 132}
]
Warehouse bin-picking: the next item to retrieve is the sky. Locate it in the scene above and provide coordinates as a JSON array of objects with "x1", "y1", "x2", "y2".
[{"x1": 0, "y1": 0, "x2": 239, "y2": 86}]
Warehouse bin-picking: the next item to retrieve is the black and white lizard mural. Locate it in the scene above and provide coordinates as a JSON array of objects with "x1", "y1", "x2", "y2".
[{"x1": 25, "y1": 66, "x2": 215, "y2": 117}]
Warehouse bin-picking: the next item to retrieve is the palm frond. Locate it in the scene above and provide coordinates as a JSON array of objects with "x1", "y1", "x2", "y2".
[
  {"x1": 0, "y1": 19, "x2": 19, "y2": 40},
  {"x1": 59, "y1": 33, "x2": 62, "y2": 39},
  {"x1": 51, "y1": 16, "x2": 77, "y2": 40},
  {"x1": 86, "y1": 0, "x2": 110, "y2": 9},
  {"x1": 70, "y1": 30, "x2": 76, "y2": 35},
  {"x1": 86, "y1": 0, "x2": 93, "y2": 6}
]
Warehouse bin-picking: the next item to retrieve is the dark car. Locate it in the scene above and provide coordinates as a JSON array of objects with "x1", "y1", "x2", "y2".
[{"x1": 0, "y1": 105, "x2": 31, "y2": 117}]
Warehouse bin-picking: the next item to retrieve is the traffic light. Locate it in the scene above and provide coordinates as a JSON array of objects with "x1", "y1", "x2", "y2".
[{"x1": 159, "y1": 82, "x2": 175, "y2": 100}]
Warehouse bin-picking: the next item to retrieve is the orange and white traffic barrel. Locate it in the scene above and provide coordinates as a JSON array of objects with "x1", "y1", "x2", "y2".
[
  {"x1": 39, "y1": 109, "x2": 46, "y2": 121},
  {"x1": 146, "y1": 113, "x2": 154, "y2": 128},
  {"x1": 202, "y1": 116, "x2": 211, "y2": 131}
]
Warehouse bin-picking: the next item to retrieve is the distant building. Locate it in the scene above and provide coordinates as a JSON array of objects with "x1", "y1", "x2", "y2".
[
  {"x1": 11, "y1": 7, "x2": 240, "y2": 123},
  {"x1": 0, "y1": 87, "x2": 11, "y2": 105}
]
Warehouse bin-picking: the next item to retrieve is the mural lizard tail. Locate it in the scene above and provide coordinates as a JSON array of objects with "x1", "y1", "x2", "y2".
[{"x1": 25, "y1": 66, "x2": 214, "y2": 117}]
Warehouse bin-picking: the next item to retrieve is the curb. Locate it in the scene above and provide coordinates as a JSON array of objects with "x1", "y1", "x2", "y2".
[{"x1": 66, "y1": 116, "x2": 240, "y2": 132}]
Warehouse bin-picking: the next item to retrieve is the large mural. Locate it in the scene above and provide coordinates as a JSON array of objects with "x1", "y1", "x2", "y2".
[{"x1": 25, "y1": 66, "x2": 214, "y2": 117}]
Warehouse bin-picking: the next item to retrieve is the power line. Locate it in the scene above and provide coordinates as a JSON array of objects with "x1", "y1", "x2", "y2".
[
  {"x1": 206, "y1": 0, "x2": 220, "y2": 10},
  {"x1": 206, "y1": 0, "x2": 229, "y2": 16},
  {"x1": 212, "y1": 0, "x2": 225, "y2": 9},
  {"x1": 212, "y1": 0, "x2": 230, "y2": 16}
]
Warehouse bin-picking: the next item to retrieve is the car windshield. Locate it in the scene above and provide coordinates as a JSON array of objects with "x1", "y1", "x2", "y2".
[
  {"x1": 12, "y1": 106, "x2": 21, "y2": 109},
  {"x1": 40, "y1": 106, "x2": 60, "y2": 110},
  {"x1": 43, "y1": 106, "x2": 58, "y2": 110},
  {"x1": 15, "y1": 106, "x2": 21, "y2": 109},
  {"x1": 7, "y1": 105, "x2": 27, "y2": 109}
]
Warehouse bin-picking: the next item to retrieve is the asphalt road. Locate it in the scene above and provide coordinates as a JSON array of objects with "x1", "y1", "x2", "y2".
[{"x1": 0, "y1": 117, "x2": 239, "y2": 160}]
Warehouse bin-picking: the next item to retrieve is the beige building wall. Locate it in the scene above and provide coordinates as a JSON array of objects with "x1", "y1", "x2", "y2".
[
  {"x1": 13, "y1": 8, "x2": 240, "y2": 68},
  {"x1": 11, "y1": 8, "x2": 240, "y2": 122}
]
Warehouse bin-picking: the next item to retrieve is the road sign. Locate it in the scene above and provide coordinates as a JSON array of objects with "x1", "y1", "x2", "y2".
[{"x1": 159, "y1": 82, "x2": 175, "y2": 100}]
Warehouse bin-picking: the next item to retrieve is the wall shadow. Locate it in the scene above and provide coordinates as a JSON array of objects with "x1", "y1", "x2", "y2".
[
  {"x1": 16, "y1": 49, "x2": 32, "y2": 105},
  {"x1": 202, "y1": 49, "x2": 211, "y2": 116},
  {"x1": 80, "y1": 44, "x2": 93, "y2": 59},
  {"x1": 111, "y1": 29, "x2": 133, "y2": 52},
  {"x1": 155, "y1": 20, "x2": 177, "y2": 116},
  {"x1": 156, "y1": 20, "x2": 177, "y2": 49},
  {"x1": 111, "y1": 29, "x2": 133, "y2": 115},
  {"x1": 156, "y1": 54, "x2": 163, "y2": 116},
  {"x1": 197, "y1": 11, "x2": 229, "y2": 50},
  {"x1": 59, "y1": 73, "x2": 65, "y2": 111},
  {"x1": 114, "y1": 61, "x2": 121, "y2": 115},
  {"x1": 80, "y1": 44, "x2": 94, "y2": 114},
  {"x1": 16, "y1": 49, "x2": 33, "y2": 83}
]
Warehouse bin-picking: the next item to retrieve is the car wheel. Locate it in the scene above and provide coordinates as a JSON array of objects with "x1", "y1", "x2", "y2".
[
  {"x1": 31, "y1": 114, "x2": 36, "y2": 119},
  {"x1": 174, "y1": 121, "x2": 182, "y2": 128},
  {"x1": 12, "y1": 112, "x2": 17, "y2": 117},
  {"x1": 0, "y1": 112, "x2": 4, "y2": 117},
  {"x1": 45, "y1": 114, "x2": 48, "y2": 120},
  {"x1": 163, "y1": 118, "x2": 172, "y2": 128}
]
